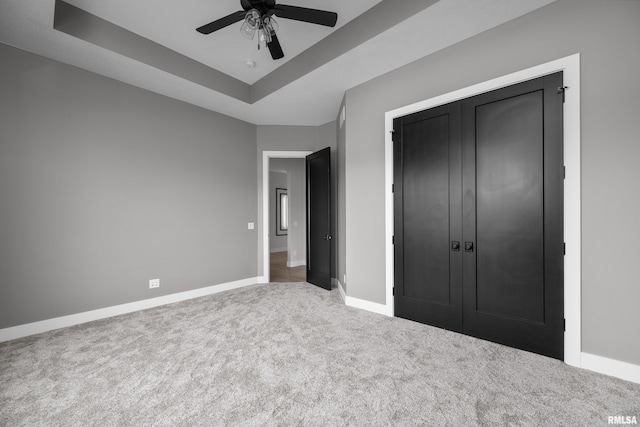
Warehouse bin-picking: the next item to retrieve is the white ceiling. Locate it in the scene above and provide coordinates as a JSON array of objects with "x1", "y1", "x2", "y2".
[{"x1": 0, "y1": 0, "x2": 557, "y2": 125}]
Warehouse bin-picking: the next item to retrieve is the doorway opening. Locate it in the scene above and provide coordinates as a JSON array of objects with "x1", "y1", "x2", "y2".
[
  {"x1": 262, "y1": 151, "x2": 312, "y2": 283},
  {"x1": 268, "y1": 162, "x2": 306, "y2": 282}
]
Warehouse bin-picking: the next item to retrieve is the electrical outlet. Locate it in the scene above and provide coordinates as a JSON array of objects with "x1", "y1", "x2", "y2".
[
  {"x1": 149, "y1": 278, "x2": 160, "y2": 289},
  {"x1": 248, "y1": 222, "x2": 255, "y2": 230}
]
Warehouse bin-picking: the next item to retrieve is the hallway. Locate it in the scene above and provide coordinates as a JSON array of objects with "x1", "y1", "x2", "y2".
[{"x1": 269, "y1": 251, "x2": 306, "y2": 282}]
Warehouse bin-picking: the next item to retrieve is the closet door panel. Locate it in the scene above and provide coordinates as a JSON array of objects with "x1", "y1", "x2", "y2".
[
  {"x1": 475, "y1": 90, "x2": 545, "y2": 322},
  {"x1": 394, "y1": 103, "x2": 462, "y2": 332},
  {"x1": 402, "y1": 114, "x2": 450, "y2": 303},
  {"x1": 461, "y1": 73, "x2": 564, "y2": 359}
]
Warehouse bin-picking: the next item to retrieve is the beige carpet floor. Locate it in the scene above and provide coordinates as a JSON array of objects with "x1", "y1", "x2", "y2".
[{"x1": 1, "y1": 282, "x2": 639, "y2": 426}]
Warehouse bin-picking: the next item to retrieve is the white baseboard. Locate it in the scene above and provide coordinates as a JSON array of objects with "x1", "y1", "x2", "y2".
[
  {"x1": 339, "y1": 294, "x2": 640, "y2": 385},
  {"x1": 581, "y1": 352, "x2": 640, "y2": 385},
  {"x1": 334, "y1": 279, "x2": 346, "y2": 303},
  {"x1": 345, "y1": 294, "x2": 393, "y2": 317},
  {"x1": 6, "y1": 277, "x2": 637, "y2": 386},
  {"x1": 286, "y1": 260, "x2": 305, "y2": 268},
  {"x1": 0, "y1": 277, "x2": 260, "y2": 343},
  {"x1": 270, "y1": 247, "x2": 287, "y2": 253}
]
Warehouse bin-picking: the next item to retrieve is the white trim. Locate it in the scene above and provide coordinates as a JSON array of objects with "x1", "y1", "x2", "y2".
[
  {"x1": 262, "y1": 151, "x2": 313, "y2": 282},
  {"x1": 0, "y1": 277, "x2": 260, "y2": 343},
  {"x1": 335, "y1": 278, "x2": 346, "y2": 303},
  {"x1": 270, "y1": 247, "x2": 288, "y2": 253},
  {"x1": 581, "y1": 353, "x2": 640, "y2": 385},
  {"x1": 345, "y1": 295, "x2": 393, "y2": 317},
  {"x1": 339, "y1": 105, "x2": 346, "y2": 129},
  {"x1": 384, "y1": 54, "x2": 582, "y2": 367},
  {"x1": 561, "y1": 55, "x2": 582, "y2": 369}
]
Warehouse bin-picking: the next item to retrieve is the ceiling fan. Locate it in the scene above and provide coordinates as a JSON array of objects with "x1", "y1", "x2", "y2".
[{"x1": 196, "y1": 0, "x2": 338, "y2": 60}]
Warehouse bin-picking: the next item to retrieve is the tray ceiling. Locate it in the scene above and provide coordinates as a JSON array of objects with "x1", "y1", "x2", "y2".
[{"x1": 0, "y1": 0, "x2": 557, "y2": 125}]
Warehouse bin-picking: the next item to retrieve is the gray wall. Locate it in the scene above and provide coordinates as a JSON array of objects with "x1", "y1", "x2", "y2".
[
  {"x1": 0, "y1": 43, "x2": 258, "y2": 329},
  {"x1": 343, "y1": 0, "x2": 640, "y2": 365},
  {"x1": 269, "y1": 171, "x2": 288, "y2": 252},
  {"x1": 256, "y1": 125, "x2": 337, "y2": 279}
]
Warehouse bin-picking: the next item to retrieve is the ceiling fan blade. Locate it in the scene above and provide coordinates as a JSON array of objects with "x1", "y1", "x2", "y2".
[
  {"x1": 196, "y1": 10, "x2": 246, "y2": 34},
  {"x1": 267, "y1": 34, "x2": 285, "y2": 60},
  {"x1": 272, "y1": 5, "x2": 338, "y2": 27}
]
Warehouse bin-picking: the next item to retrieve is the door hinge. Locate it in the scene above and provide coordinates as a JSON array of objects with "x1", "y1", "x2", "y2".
[
  {"x1": 563, "y1": 166, "x2": 566, "y2": 179},
  {"x1": 392, "y1": 287, "x2": 395, "y2": 296},
  {"x1": 392, "y1": 184, "x2": 395, "y2": 193},
  {"x1": 563, "y1": 242, "x2": 566, "y2": 255},
  {"x1": 558, "y1": 86, "x2": 569, "y2": 103},
  {"x1": 564, "y1": 318, "x2": 566, "y2": 332},
  {"x1": 392, "y1": 236, "x2": 395, "y2": 245}
]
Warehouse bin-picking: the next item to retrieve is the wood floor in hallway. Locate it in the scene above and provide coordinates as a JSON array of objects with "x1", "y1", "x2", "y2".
[{"x1": 270, "y1": 251, "x2": 306, "y2": 282}]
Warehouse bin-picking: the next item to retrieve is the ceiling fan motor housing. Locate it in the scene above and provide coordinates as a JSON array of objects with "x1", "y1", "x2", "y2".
[{"x1": 242, "y1": 0, "x2": 276, "y2": 12}]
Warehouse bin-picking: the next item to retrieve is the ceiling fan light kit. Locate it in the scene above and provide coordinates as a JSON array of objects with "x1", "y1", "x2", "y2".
[
  {"x1": 239, "y1": 9, "x2": 261, "y2": 40},
  {"x1": 196, "y1": 0, "x2": 338, "y2": 61},
  {"x1": 240, "y1": 10, "x2": 279, "y2": 48}
]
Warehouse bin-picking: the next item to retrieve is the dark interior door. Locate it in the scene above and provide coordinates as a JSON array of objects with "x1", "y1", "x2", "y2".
[
  {"x1": 462, "y1": 73, "x2": 564, "y2": 359},
  {"x1": 393, "y1": 103, "x2": 463, "y2": 332},
  {"x1": 306, "y1": 147, "x2": 331, "y2": 290},
  {"x1": 394, "y1": 72, "x2": 564, "y2": 359}
]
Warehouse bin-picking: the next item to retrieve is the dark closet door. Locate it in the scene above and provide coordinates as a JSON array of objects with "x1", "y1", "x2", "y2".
[
  {"x1": 393, "y1": 103, "x2": 463, "y2": 332},
  {"x1": 306, "y1": 147, "x2": 332, "y2": 290},
  {"x1": 393, "y1": 72, "x2": 564, "y2": 360},
  {"x1": 462, "y1": 73, "x2": 564, "y2": 359}
]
